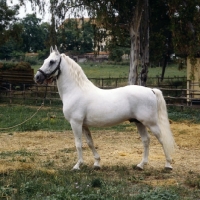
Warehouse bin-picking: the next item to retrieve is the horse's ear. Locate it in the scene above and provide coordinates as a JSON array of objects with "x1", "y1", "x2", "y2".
[
  {"x1": 50, "y1": 46, "x2": 53, "y2": 53},
  {"x1": 55, "y1": 45, "x2": 60, "y2": 54}
]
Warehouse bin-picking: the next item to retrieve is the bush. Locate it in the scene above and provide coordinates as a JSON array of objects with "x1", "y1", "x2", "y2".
[
  {"x1": 0, "y1": 61, "x2": 32, "y2": 71},
  {"x1": 15, "y1": 62, "x2": 31, "y2": 71},
  {"x1": 37, "y1": 49, "x2": 49, "y2": 60},
  {"x1": 24, "y1": 57, "x2": 39, "y2": 65},
  {"x1": 11, "y1": 51, "x2": 25, "y2": 61},
  {"x1": 109, "y1": 48, "x2": 123, "y2": 62}
]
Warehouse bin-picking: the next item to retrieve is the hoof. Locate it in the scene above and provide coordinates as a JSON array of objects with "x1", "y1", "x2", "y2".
[
  {"x1": 93, "y1": 165, "x2": 101, "y2": 170},
  {"x1": 135, "y1": 165, "x2": 143, "y2": 171},
  {"x1": 165, "y1": 166, "x2": 173, "y2": 171},
  {"x1": 72, "y1": 167, "x2": 80, "y2": 171}
]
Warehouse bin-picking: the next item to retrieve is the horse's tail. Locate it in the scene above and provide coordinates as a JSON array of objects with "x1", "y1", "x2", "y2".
[{"x1": 152, "y1": 88, "x2": 175, "y2": 156}]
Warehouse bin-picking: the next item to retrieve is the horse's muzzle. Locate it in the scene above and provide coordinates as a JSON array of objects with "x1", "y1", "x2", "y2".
[{"x1": 34, "y1": 71, "x2": 45, "y2": 84}]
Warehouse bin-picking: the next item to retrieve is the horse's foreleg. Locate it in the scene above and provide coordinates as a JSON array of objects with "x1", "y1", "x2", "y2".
[
  {"x1": 70, "y1": 121, "x2": 84, "y2": 170},
  {"x1": 135, "y1": 122, "x2": 150, "y2": 170},
  {"x1": 83, "y1": 126, "x2": 101, "y2": 169}
]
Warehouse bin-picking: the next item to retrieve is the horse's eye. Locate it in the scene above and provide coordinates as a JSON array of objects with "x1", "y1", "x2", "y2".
[{"x1": 50, "y1": 60, "x2": 55, "y2": 65}]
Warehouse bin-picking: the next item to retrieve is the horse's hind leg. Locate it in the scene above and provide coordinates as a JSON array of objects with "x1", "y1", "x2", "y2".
[
  {"x1": 149, "y1": 124, "x2": 172, "y2": 169},
  {"x1": 135, "y1": 122, "x2": 150, "y2": 170},
  {"x1": 82, "y1": 126, "x2": 101, "y2": 169}
]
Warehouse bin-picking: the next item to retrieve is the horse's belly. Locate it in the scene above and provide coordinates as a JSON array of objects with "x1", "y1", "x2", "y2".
[
  {"x1": 84, "y1": 117, "x2": 126, "y2": 127},
  {"x1": 83, "y1": 108, "x2": 131, "y2": 127}
]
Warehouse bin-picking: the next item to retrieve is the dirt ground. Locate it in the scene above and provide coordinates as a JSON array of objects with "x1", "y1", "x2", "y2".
[{"x1": 0, "y1": 121, "x2": 200, "y2": 186}]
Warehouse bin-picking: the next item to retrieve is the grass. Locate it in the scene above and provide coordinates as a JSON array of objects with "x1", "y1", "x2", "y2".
[
  {"x1": 32, "y1": 61, "x2": 187, "y2": 78},
  {"x1": 0, "y1": 61, "x2": 197, "y2": 200},
  {"x1": 0, "y1": 104, "x2": 199, "y2": 199},
  {"x1": 0, "y1": 104, "x2": 70, "y2": 132},
  {"x1": 168, "y1": 106, "x2": 200, "y2": 123},
  {"x1": 0, "y1": 105, "x2": 199, "y2": 133},
  {"x1": 0, "y1": 166, "x2": 198, "y2": 199}
]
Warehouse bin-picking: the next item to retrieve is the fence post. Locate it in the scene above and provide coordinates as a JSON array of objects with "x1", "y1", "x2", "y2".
[
  {"x1": 36, "y1": 85, "x2": 38, "y2": 104},
  {"x1": 23, "y1": 84, "x2": 25, "y2": 103},
  {"x1": 157, "y1": 76, "x2": 159, "y2": 87},
  {"x1": 187, "y1": 80, "x2": 190, "y2": 106},
  {"x1": 115, "y1": 78, "x2": 118, "y2": 88},
  {"x1": 9, "y1": 83, "x2": 12, "y2": 104}
]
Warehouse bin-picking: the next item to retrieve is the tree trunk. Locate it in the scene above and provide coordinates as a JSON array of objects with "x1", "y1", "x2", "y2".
[
  {"x1": 139, "y1": 0, "x2": 149, "y2": 86},
  {"x1": 128, "y1": 0, "x2": 145, "y2": 85},
  {"x1": 129, "y1": 30, "x2": 139, "y2": 85}
]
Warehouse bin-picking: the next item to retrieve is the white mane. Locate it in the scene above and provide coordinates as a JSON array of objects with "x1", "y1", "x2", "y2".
[{"x1": 62, "y1": 54, "x2": 94, "y2": 89}]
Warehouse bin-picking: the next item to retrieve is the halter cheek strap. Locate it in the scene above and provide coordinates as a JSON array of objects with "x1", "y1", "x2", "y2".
[{"x1": 38, "y1": 57, "x2": 62, "y2": 80}]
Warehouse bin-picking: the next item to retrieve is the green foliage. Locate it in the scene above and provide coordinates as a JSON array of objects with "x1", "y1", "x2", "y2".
[
  {"x1": 185, "y1": 171, "x2": 200, "y2": 189},
  {"x1": 20, "y1": 14, "x2": 49, "y2": 52},
  {"x1": 0, "y1": 105, "x2": 70, "y2": 132},
  {"x1": 134, "y1": 188, "x2": 179, "y2": 200},
  {"x1": 1, "y1": 167, "x2": 198, "y2": 199},
  {"x1": 37, "y1": 49, "x2": 49, "y2": 60},
  {"x1": 11, "y1": 51, "x2": 25, "y2": 61},
  {"x1": 169, "y1": 0, "x2": 200, "y2": 57},
  {"x1": 57, "y1": 19, "x2": 94, "y2": 54},
  {"x1": 168, "y1": 107, "x2": 200, "y2": 123},
  {"x1": 109, "y1": 47, "x2": 124, "y2": 62},
  {"x1": 0, "y1": 39, "x2": 24, "y2": 60},
  {"x1": 0, "y1": 149, "x2": 35, "y2": 159},
  {"x1": 24, "y1": 56, "x2": 39, "y2": 65},
  {"x1": 0, "y1": 61, "x2": 31, "y2": 71},
  {"x1": 0, "y1": 102, "x2": 199, "y2": 134},
  {"x1": 149, "y1": 0, "x2": 172, "y2": 64},
  {"x1": 0, "y1": 1, "x2": 21, "y2": 46}
]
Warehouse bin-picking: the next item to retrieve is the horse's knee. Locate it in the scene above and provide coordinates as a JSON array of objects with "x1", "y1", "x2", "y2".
[{"x1": 142, "y1": 134, "x2": 150, "y2": 143}]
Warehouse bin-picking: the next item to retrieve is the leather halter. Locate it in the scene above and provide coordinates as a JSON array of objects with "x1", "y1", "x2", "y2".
[{"x1": 37, "y1": 57, "x2": 62, "y2": 80}]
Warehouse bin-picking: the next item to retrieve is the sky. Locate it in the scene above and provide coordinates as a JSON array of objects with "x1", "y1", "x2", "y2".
[
  {"x1": 7, "y1": 0, "x2": 51, "y2": 22},
  {"x1": 7, "y1": 0, "x2": 88, "y2": 22}
]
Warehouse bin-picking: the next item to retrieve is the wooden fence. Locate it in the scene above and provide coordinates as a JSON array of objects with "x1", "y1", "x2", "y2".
[
  {"x1": 89, "y1": 76, "x2": 187, "y2": 89},
  {"x1": 0, "y1": 76, "x2": 199, "y2": 108},
  {"x1": 0, "y1": 70, "x2": 34, "y2": 85}
]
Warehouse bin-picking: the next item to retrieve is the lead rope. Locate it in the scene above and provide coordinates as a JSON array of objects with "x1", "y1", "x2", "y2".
[{"x1": 0, "y1": 84, "x2": 48, "y2": 130}]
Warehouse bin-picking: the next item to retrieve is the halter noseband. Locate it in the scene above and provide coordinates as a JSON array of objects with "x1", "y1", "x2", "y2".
[{"x1": 38, "y1": 57, "x2": 62, "y2": 80}]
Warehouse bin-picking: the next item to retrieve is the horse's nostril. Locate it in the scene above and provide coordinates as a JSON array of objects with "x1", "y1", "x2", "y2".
[{"x1": 34, "y1": 74, "x2": 40, "y2": 82}]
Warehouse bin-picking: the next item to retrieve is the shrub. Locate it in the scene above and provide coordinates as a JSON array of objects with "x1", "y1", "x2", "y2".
[
  {"x1": 24, "y1": 57, "x2": 39, "y2": 65},
  {"x1": 0, "y1": 61, "x2": 31, "y2": 71},
  {"x1": 15, "y1": 62, "x2": 31, "y2": 71}
]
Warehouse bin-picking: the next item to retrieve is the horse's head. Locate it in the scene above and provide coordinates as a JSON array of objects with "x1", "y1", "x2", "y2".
[{"x1": 34, "y1": 46, "x2": 62, "y2": 84}]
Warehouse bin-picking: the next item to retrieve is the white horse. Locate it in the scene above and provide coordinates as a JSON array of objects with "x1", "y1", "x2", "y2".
[{"x1": 34, "y1": 46, "x2": 175, "y2": 170}]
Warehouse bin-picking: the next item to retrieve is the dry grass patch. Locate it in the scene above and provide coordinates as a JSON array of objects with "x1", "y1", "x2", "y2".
[{"x1": 0, "y1": 121, "x2": 199, "y2": 187}]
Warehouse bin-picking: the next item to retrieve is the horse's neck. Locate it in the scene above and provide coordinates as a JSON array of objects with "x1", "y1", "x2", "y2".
[
  {"x1": 56, "y1": 57, "x2": 95, "y2": 98},
  {"x1": 56, "y1": 62, "x2": 75, "y2": 97}
]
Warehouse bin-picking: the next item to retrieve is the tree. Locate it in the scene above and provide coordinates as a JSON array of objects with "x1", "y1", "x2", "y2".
[
  {"x1": 168, "y1": 0, "x2": 200, "y2": 57},
  {"x1": 40, "y1": 22, "x2": 51, "y2": 50},
  {"x1": 149, "y1": 0, "x2": 173, "y2": 81},
  {"x1": 19, "y1": 0, "x2": 200, "y2": 84},
  {"x1": 57, "y1": 18, "x2": 93, "y2": 54},
  {"x1": 18, "y1": 0, "x2": 149, "y2": 85},
  {"x1": 21, "y1": 14, "x2": 49, "y2": 52},
  {"x1": 0, "y1": 39, "x2": 17, "y2": 60},
  {"x1": 0, "y1": 0, "x2": 22, "y2": 46},
  {"x1": 168, "y1": 0, "x2": 200, "y2": 80},
  {"x1": 81, "y1": 0, "x2": 149, "y2": 85}
]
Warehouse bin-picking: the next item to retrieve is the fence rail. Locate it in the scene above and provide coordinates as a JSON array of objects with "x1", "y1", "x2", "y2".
[
  {"x1": 0, "y1": 69, "x2": 34, "y2": 84},
  {"x1": 0, "y1": 76, "x2": 199, "y2": 108}
]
